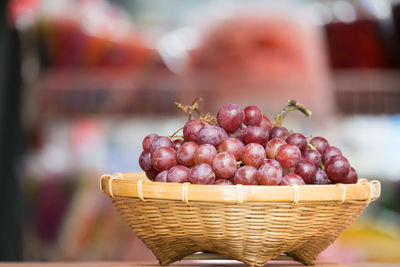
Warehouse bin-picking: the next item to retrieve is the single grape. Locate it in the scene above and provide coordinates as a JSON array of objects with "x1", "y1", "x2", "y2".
[
  {"x1": 177, "y1": 141, "x2": 199, "y2": 167},
  {"x1": 139, "y1": 150, "x2": 154, "y2": 171},
  {"x1": 183, "y1": 119, "x2": 205, "y2": 141},
  {"x1": 228, "y1": 127, "x2": 245, "y2": 143},
  {"x1": 303, "y1": 149, "x2": 322, "y2": 167},
  {"x1": 142, "y1": 134, "x2": 158, "y2": 151},
  {"x1": 243, "y1": 126, "x2": 269, "y2": 146},
  {"x1": 280, "y1": 173, "x2": 305, "y2": 186},
  {"x1": 212, "y1": 152, "x2": 237, "y2": 179},
  {"x1": 310, "y1": 136, "x2": 329, "y2": 155},
  {"x1": 337, "y1": 167, "x2": 358, "y2": 184},
  {"x1": 260, "y1": 115, "x2": 273, "y2": 131},
  {"x1": 173, "y1": 139, "x2": 184, "y2": 151},
  {"x1": 217, "y1": 104, "x2": 244, "y2": 133},
  {"x1": 270, "y1": 126, "x2": 289, "y2": 140},
  {"x1": 242, "y1": 143, "x2": 266, "y2": 167},
  {"x1": 145, "y1": 170, "x2": 158, "y2": 181},
  {"x1": 265, "y1": 138, "x2": 287, "y2": 159},
  {"x1": 283, "y1": 167, "x2": 296, "y2": 176},
  {"x1": 167, "y1": 165, "x2": 190, "y2": 183},
  {"x1": 152, "y1": 147, "x2": 177, "y2": 171},
  {"x1": 322, "y1": 146, "x2": 342, "y2": 164},
  {"x1": 194, "y1": 144, "x2": 217, "y2": 165},
  {"x1": 149, "y1": 136, "x2": 173, "y2": 155},
  {"x1": 276, "y1": 144, "x2": 301, "y2": 169},
  {"x1": 234, "y1": 166, "x2": 259, "y2": 185},
  {"x1": 325, "y1": 155, "x2": 350, "y2": 183},
  {"x1": 155, "y1": 170, "x2": 168, "y2": 182},
  {"x1": 262, "y1": 159, "x2": 283, "y2": 170},
  {"x1": 197, "y1": 125, "x2": 228, "y2": 147},
  {"x1": 214, "y1": 179, "x2": 233, "y2": 185},
  {"x1": 314, "y1": 168, "x2": 328, "y2": 184},
  {"x1": 295, "y1": 160, "x2": 317, "y2": 184},
  {"x1": 218, "y1": 138, "x2": 244, "y2": 161},
  {"x1": 258, "y1": 160, "x2": 283, "y2": 185},
  {"x1": 244, "y1": 106, "x2": 262, "y2": 126},
  {"x1": 286, "y1": 133, "x2": 307, "y2": 153},
  {"x1": 189, "y1": 163, "x2": 216, "y2": 184}
]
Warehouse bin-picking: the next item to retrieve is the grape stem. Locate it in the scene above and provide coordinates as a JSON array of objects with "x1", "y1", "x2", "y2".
[
  {"x1": 273, "y1": 99, "x2": 312, "y2": 126},
  {"x1": 307, "y1": 142, "x2": 325, "y2": 170},
  {"x1": 169, "y1": 127, "x2": 184, "y2": 139}
]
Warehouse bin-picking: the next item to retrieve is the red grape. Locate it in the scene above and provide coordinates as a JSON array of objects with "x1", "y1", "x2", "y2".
[
  {"x1": 228, "y1": 127, "x2": 245, "y2": 143},
  {"x1": 145, "y1": 170, "x2": 158, "y2": 181},
  {"x1": 173, "y1": 139, "x2": 184, "y2": 150},
  {"x1": 244, "y1": 106, "x2": 262, "y2": 126},
  {"x1": 265, "y1": 138, "x2": 286, "y2": 159},
  {"x1": 194, "y1": 144, "x2": 217, "y2": 165},
  {"x1": 243, "y1": 126, "x2": 269, "y2": 146},
  {"x1": 303, "y1": 149, "x2": 321, "y2": 167},
  {"x1": 314, "y1": 168, "x2": 328, "y2": 184},
  {"x1": 337, "y1": 167, "x2": 358, "y2": 184},
  {"x1": 218, "y1": 138, "x2": 244, "y2": 161},
  {"x1": 310, "y1": 136, "x2": 329, "y2": 155},
  {"x1": 149, "y1": 136, "x2": 173, "y2": 155},
  {"x1": 177, "y1": 141, "x2": 198, "y2": 166},
  {"x1": 212, "y1": 152, "x2": 237, "y2": 179},
  {"x1": 260, "y1": 115, "x2": 273, "y2": 131},
  {"x1": 214, "y1": 179, "x2": 233, "y2": 185},
  {"x1": 155, "y1": 170, "x2": 168, "y2": 182},
  {"x1": 276, "y1": 144, "x2": 301, "y2": 169},
  {"x1": 197, "y1": 125, "x2": 228, "y2": 147},
  {"x1": 325, "y1": 155, "x2": 350, "y2": 183},
  {"x1": 183, "y1": 119, "x2": 205, "y2": 141},
  {"x1": 234, "y1": 166, "x2": 259, "y2": 185},
  {"x1": 295, "y1": 160, "x2": 317, "y2": 184},
  {"x1": 217, "y1": 104, "x2": 244, "y2": 133},
  {"x1": 142, "y1": 134, "x2": 158, "y2": 151},
  {"x1": 281, "y1": 173, "x2": 305, "y2": 185},
  {"x1": 286, "y1": 133, "x2": 307, "y2": 153},
  {"x1": 258, "y1": 160, "x2": 283, "y2": 185},
  {"x1": 189, "y1": 163, "x2": 216, "y2": 184},
  {"x1": 152, "y1": 147, "x2": 177, "y2": 171},
  {"x1": 242, "y1": 143, "x2": 266, "y2": 167},
  {"x1": 322, "y1": 146, "x2": 342, "y2": 164},
  {"x1": 283, "y1": 167, "x2": 296, "y2": 176},
  {"x1": 270, "y1": 126, "x2": 289, "y2": 140},
  {"x1": 167, "y1": 165, "x2": 190, "y2": 183},
  {"x1": 139, "y1": 151, "x2": 154, "y2": 171}
]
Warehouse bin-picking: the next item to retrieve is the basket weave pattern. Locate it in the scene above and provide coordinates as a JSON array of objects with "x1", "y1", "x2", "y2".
[{"x1": 101, "y1": 172, "x2": 380, "y2": 267}]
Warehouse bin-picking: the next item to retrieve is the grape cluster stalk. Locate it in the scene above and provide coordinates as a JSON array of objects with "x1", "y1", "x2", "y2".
[{"x1": 139, "y1": 100, "x2": 358, "y2": 185}]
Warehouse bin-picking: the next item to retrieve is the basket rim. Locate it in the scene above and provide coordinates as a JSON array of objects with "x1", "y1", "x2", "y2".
[{"x1": 100, "y1": 172, "x2": 380, "y2": 204}]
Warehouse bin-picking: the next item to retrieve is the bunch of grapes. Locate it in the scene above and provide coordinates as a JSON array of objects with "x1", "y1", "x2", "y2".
[{"x1": 139, "y1": 101, "x2": 358, "y2": 186}]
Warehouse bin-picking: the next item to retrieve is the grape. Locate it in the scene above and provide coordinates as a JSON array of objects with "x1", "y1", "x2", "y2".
[
  {"x1": 265, "y1": 138, "x2": 286, "y2": 159},
  {"x1": 197, "y1": 125, "x2": 228, "y2": 147},
  {"x1": 322, "y1": 146, "x2": 342, "y2": 164},
  {"x1": 218, "y1": 138, "x2": 244, "y2": 161},
  {"x1": 142, "y1": 134, "x2": 158, "y2": 151},
  {"x1": 139, "y1": 151, "x2": 154, "y2": 171},
  {"x1": 145, "y1": 170, "x2": 158, "y2": 181},
  {"x1": 258, "y1": 160, "x2": 283, "y2": 185},
  {"x1": 194, "y1": 144, "x2": 217, "y2": 165},
  {"x1": 280, "y1": 173, "x2": 305, "y2": 185},
  {"x1": 234, "y1": 166, "x2": 259, "y2": 185},
  {"x1": 242, "y1": 143, "x2": 266, "y2": 167},
  {"x1": 189, "y1": 163, "x2": 216, "y2": 184},
  {"x1": 243, "y1": 126, "x2": 269, "y2": 146},
  {"x1": 283, "y1": 167, "x2": 296, "y2": 176},
  {"x1": 286, "y1": 133, "x2": 307, "y2": 153},
  {"x1": 214, "y1": 179, "x2": 233, "y2": 185},
  {"x1": 228, "y1": 127, "x2": 245, "y2": 143},
  {"x1": 167, "y1": 165, "x2": 190, "y2": 183},
  {"x1": 325, "y1": 155, "x2": 350, "y2": 183},
  {"x1": 217, "y1": 104, "x2": 244, "y2": 133},
  {"x1": 244, "y1": 106, "x2": 262, "y2": 126},
  {"x1": 173, "y1": 139, "x2": 184, "y2": 151},
  {"x1": 262, "y1": 159, "x2": 283, "y2": 170},
  {"x1": 314, "y1": 168, "x2": 328, "y2": 184},
  {"x1": 155, "y1": 170, "x2": 168, "y2": 182},
  {"x1": 270, "y1": 126, "x2": 289, "y2": 140},
  {"x1": 177, "y1": 141, "x2": 198, "y2": 167},
  {"x1": 276, "y1": 144, "x2": 301, "y2": 169},
  {"x1": 337, "y1": 167, "x2": 358, "y2": 184},
  {"x1": 310, "y1": 136, "x2": 329, "y2": 155},
  {"x1": 183, "y1": 119, "x2": 205, "y2": 141},
  {"x1": 212, "y1": 152, "x2": 237, "y2": 179},
  {"x1": 152, "y1": 147, "x2": 177, "y2": 171},
  {"x1": 303, "y1": 149, "x2": 321, "y2": 167},
  {"x1": 295, "y1": 160, "x2": 317, "y2": 184},
  {"x1": 260, "y1": 115, "x2": 273, "y2": 131},
  {"x1": 149, "y1": 136, "x2": 173, "y2": 155}
]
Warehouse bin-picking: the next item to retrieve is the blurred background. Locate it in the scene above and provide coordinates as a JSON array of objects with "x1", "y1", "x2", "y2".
[{"x1": 1, "y1": 0, "x2": 400, "y2": 264}]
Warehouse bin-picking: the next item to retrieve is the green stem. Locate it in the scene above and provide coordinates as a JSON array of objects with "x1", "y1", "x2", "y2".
[{"x1": 273, "y1": 99, "x2": 312, "y2": 127}]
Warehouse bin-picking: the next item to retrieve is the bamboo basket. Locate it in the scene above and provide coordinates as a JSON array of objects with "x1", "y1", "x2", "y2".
[{"x1": 100, "y1": 172, "x2": 380, "y2": 267}]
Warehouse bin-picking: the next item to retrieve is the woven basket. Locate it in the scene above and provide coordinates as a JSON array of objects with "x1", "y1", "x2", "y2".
[{"x1": 100, "y1": 172, "x2": 380, "y2": 267}]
